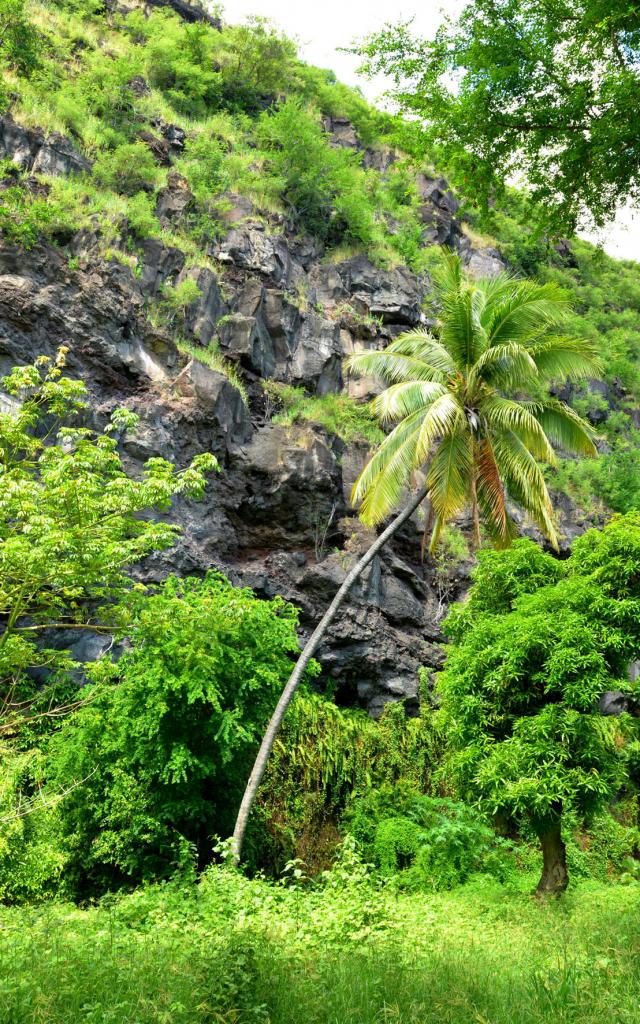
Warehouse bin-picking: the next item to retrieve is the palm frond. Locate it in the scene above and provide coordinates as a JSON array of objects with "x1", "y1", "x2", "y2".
[
  {"x1": 469, "y1": 342, "x2": 538, "y2": 391},
  {"x1": 382, "y1": 331, "x2": 456, "y2": 375},
  {"x1": 415, "y1": 393, "x2": 465, "y2": 464},
  {"x1": 427, "y1": 430, "x2": 472, "y2": 525},
  {"x1": 344, "y1": 350, "x2": 446, "y2": 385},
  {"x1": 476, "y1": 271, "x2": 521, "y2": 314},
  {"x1": 481, "y1": 397, "x2": 556, "y2": 463},
  {"x1": 485, "y1": 281, "x2": 570, "y2": 348},
  {"x1": 351, "y1": 409, "x2": 425, "y2": 525},
  {"x1": 427, "y1": 512, "x2": 447, "y2": 555},
  {"x1": 475, "y1": 439, "x2": 509, "y2": 544},
  {"x1": 431, "y1": 249, "x2": 464, "y2": 296},
  {"x1": 371, "y1": 380, "x2": 448, "y2": 426},
  {"x1": 531, "y1": 399, "x2": 598, "y2": 457},
  {"x1": 529, "y1": 337, "x2": 603, "y2": 383},
  {"x1": 492, "y1": 430, "x2": 559, "y2": 549},
  {"x1": 439, "y1": 288, "x2": 486, "y2": 369}
]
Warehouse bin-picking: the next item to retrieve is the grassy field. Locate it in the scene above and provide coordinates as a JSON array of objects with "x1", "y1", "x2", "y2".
[{"x1": 0, "y1": 867, "x2": 639, "y2": 1024}]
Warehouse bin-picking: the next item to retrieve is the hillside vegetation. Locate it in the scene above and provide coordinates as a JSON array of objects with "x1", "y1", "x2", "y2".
[{"x1": 1, "y1": 2, "x2": 640, "y2": 1022}]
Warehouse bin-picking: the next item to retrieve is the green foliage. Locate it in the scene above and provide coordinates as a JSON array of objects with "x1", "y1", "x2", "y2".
[
  {"x1": 46, "y1": 574, "x2": 304, "y2": 891},
  {"x1": 0, "y1": 745, "x2": 66, "y2": 902},
  {"x1": 255, "y1": 695, "x2": 445, "y2": 872},
  {"x1": 446, "y1": 538, "x2": 564, "y2": 627},
  {"x1": 345, "y1": 786, "x2": 510, "y2": 889},
  {"x1": 551, "y1": 425, "x2": 640, "y2": 515},
  {"x1": 0, "y1": 1, "x2": 427, "y2": 266},
  {"x1": 566, "y1": 807, "x2": 640, "y2": 883},
  {"x1": 141, "y1": 15, "x2": 222, "y2": 118},
  {"x1": 175, "y1": 131, "x2": 225, "y2": 204},
  {"x1": 215, "y1": 17, "x2": 300, "y2": 114},
  {"x1": 266, "y1": 382, "x2": 384, "y2": 445},
  {"x1": 432, "y1": 524, "x2": 470, "y2": 572},
  {"x1": 0, "y1": 353, "x2": 217, "y2": 735},
  {"x1": 159, "y1": 276, "x2": 202, "y2": 324},
  {"x1": 439, "y1": 517, "x2": 640, "y2": 847},
  {"x1": 0, "y1": 183, "x2": 72, "y2": 248},
  {"x1": 257, "y1": 98, "x2": 377, "y2": 247},
  {"x1": 92, "y1": 141, "x2": 160, "y2": 196},
  {"x1": 0, "y1": 0, "x2": 40, "y2": 77},
  {"x1": 356, "y1": 1, "x2": 640, "y2": 233}
]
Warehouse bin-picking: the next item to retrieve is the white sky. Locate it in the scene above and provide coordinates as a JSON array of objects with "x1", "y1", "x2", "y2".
[{"x1": 222, "y1": 0, "x2": 639, "y2": 263}]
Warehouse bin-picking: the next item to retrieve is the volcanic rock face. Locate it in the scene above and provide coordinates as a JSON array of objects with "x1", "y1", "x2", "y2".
[
  {"x1": 0, "y1": 207, "x2": 463, "y2": 714},
  {"x1": 0, "y1": 115, "x2": 587, "y2": 714},
  {"x1": 0, "y1": 115, "x2": 92, "y2": 177}
]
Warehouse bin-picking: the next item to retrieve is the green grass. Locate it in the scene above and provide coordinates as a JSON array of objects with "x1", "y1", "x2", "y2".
[
  {"x1": 176, "y1": 339, "x2": 249, "y2": 405},
  {"x1": 1, "y1": 872, "x2": 639, "y2": 1023},
  {"x1": 266, "y1": 382, "x2": 384, "y2": 445}
]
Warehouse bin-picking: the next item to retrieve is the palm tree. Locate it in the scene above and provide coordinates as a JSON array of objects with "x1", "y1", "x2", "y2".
[
  {"x1": 230, "y1": 253, "x2": 599, "y2": 864},
  {"x1": 348, "y1": 253, "x2": 599, "y2": 551}
]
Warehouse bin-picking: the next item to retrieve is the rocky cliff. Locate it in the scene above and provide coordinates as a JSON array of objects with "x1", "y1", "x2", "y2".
[{"x1": 0, "y1": 0, "x2": 609, "y2": 714}]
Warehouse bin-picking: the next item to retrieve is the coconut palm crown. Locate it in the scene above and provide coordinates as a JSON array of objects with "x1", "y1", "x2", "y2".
[{"x1": 345, "y1": 254, "x2": 600, "y2": 552}]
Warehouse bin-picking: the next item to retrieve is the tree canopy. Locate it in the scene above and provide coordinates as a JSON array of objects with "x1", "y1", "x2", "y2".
[
  {"x1": 356, "y1": 0, "x2": 640, "y2": 233},
  {"x1": 0, "y1": 352, "x2": 217, "y2": 736},
  {"x1": 47, "y1": 573, "x2": 305, "y2": 890},
  {"x1": 438, "y1": 513, "x2": 640, "y2": 891}
]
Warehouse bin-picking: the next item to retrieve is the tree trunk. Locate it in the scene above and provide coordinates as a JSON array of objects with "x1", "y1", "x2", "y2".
[
  {"x1": 469, "y1": 469, "x2": 481, "y2": 549},
  {"x1": 536, "y1": 818, "x2": 568, "y2": 895},
  {"x1": 230, "y1": 485, "x2": 429, "y2": 866}
]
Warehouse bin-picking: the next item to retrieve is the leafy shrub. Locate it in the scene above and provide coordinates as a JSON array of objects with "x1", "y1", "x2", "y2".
[
  {"x1": 258, "y1": 98, "x2": 378, "y2": 247},
  {"x1": 159, "y1": 277, "x2": 202, "y2": 324},
  {"x1": 344, "y1": 786, "x2": 511, "y2": 890},
  {"x1": 140, "y1": 13, "x2": 222, "y2": 117},
  {"x1": 0, "y1": 746, "x2": 66, "y2": 903},
  {"x1": 216, "y1": 17, "x2": 300, "y2": 114},
  {"x1": 93, "y1": 142, "x2": 160, "y2": 196},
  {"x1": 47, "y1": 574, "x2": 305, "y2": 891},
  {"x1": 55, "y1": 51, "x2": 143, "y2": 146},
  {"x1": 0, "y1": 0, "x2": 41, "y2": 77},
  {"x1": 0, "y1": 354, "x2": 216, "y2": 739},
  {"x1": 0, "y1": 185, "x2": 74, "y2": 248},
  {"x1": 176, "y1": 132, "x2": 225, "y2": 203},
  {"x1": 125, "y1": 190, "x2": 159, "y2": 237},
  {"x1": 566, "y1": 809, "x2": 640, "y2": 883}
]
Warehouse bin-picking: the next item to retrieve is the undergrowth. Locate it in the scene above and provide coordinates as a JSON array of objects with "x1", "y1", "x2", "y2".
[{"x1": 1, "y1": 868, "x2": 639, "y2": 1024}]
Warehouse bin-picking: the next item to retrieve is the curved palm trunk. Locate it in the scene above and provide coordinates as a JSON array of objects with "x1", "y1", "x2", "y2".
[
  {"x1": 231, "y1": 485, "x2": 429, "y2": 866},
  {"x1": 469, "y1": 472, "x2": 481, "y2": 549}
]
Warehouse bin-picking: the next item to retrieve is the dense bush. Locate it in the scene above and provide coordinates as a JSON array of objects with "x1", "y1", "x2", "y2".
[
  {"x1": 0, "y1": 746, "x2": 65, "y2": 903},
  {"x1": 47, "y1": 574, "x2": 306, "y2": 891},
  {"x1": 0, "y1": 0, "x2": 40, "y2": 79},
  {"x1": 257, "y1": 98, "x2": 376, "y2": 245},
  {"x1": 344, "y1": 785, "x2": 511, "y2": 889},
  {"x1": 0, "y1": 355, "x2": 216, "y2": 734}
]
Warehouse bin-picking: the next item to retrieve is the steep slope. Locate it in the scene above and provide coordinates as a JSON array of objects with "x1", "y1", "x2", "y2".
[{"x1": 1, "y1": 0, "x2": 639, "y2": 714}]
